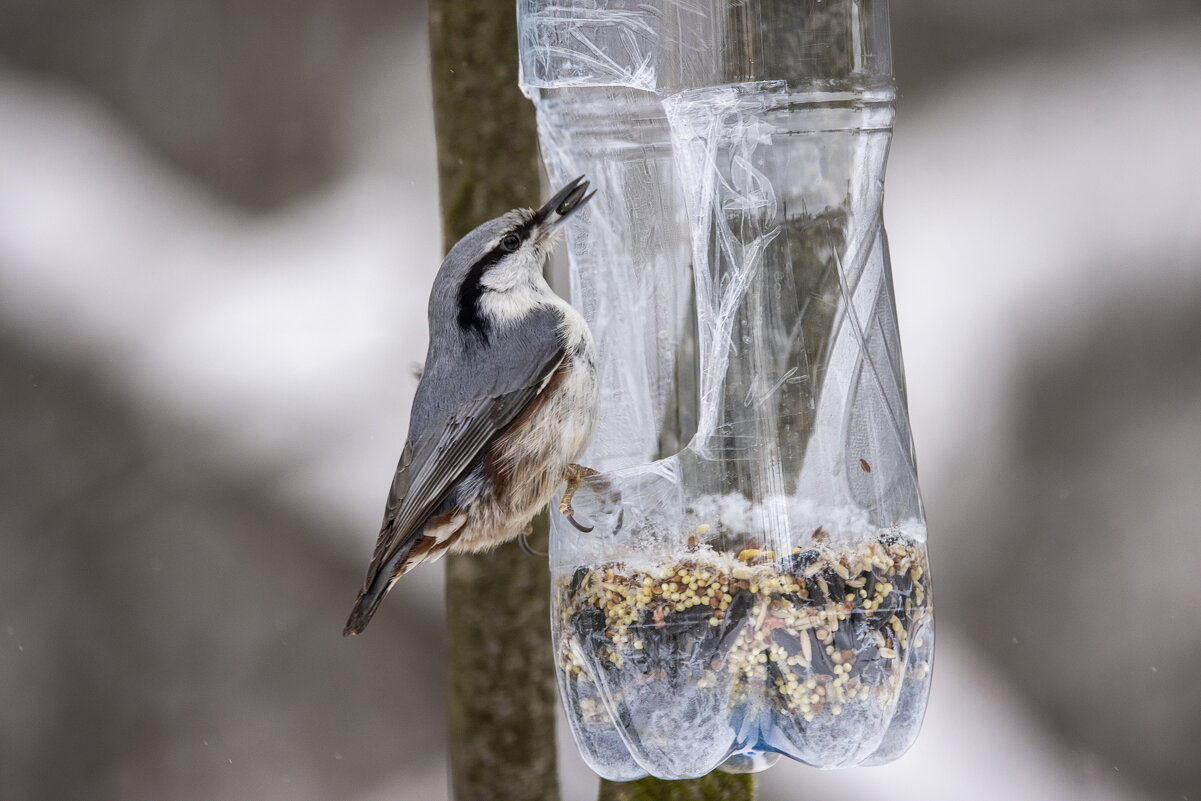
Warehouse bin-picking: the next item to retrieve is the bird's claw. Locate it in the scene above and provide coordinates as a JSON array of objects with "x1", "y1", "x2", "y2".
[
  {"x1": 561, "y1": 464, "x2": 599, "y2": 532},
  {"x1": 566, "y1": 514, "x2": 594, "y2": 533},
  {"x1": 517, "y1": 522, "x2": 546, "y2": 557}
]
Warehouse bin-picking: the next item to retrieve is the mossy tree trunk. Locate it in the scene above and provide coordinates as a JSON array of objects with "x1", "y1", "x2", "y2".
[
  {"x1": 428, "y1": 2, "x2": 556, "y2": 800},
  {"x1": 599, "y1": 774, "x2": 756, "y2": 801}
]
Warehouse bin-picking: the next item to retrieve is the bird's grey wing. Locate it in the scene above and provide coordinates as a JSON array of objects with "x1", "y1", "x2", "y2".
[
  {"x1": 375, "y1": 364, "x2": 561, "y2": 561},
  {"x1": 345, "y1": 307, "x2": 566, "y2": 634}
]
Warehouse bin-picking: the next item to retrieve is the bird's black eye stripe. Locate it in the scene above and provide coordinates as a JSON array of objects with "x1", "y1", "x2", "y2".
[
  {"x1": 489, "y1": 216, "x2": 537, "y2": 259},
  {"x1": 510, "y1": 214, "x2": 539, "y2": 246},
  {"x1": 457, "y1": 254, "x2": 496, "y2": 341},
  {"x1": 456, "y1": 215, "x2": 541, "y2": 341}
]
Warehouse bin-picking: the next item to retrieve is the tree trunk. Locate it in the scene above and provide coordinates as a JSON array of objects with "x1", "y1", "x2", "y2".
[
  {"x1": 428, "y1": 2, "x2": 558, "y2": 800},
  {"x1": 599, "y1": 774, "x2": 755, "y2": 801}
]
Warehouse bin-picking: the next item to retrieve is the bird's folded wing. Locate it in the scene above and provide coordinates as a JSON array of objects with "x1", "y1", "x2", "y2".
[
  {"x1": 363, "y1": 310, "x2": 568, "y2": 582},
  {"x1": 369, "y1": 376, "x2": 556, "y2": 567}
]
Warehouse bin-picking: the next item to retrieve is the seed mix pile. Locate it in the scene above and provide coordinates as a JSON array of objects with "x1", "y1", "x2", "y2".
[{"x1": 556, "y1": 529, "x2": 931, "y2": 727}]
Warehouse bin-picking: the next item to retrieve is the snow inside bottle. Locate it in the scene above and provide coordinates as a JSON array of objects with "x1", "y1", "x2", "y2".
[{"x1": 519, "y1": 0, "x2": 933, "y2": 780}]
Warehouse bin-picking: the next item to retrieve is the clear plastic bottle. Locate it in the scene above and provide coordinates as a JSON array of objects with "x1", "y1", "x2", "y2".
[{"x1": 519, "y1": 0, "x2": 932, "y2": 780}]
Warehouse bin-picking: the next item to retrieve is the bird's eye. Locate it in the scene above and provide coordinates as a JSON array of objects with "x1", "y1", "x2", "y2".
[{"x1": 500, "y1": 233, "x2": 521, "y2": 252}]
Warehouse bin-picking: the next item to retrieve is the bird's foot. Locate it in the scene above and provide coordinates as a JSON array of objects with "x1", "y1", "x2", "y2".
[
  {"x1": 560, "y1": 464, "x2": 599, "y2": 532},
  {"x1": 517, "y1": 521, "x2": 546, "y2": 557}
]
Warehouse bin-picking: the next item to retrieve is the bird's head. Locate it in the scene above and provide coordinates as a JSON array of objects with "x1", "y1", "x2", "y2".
[{"x1": 437, "y1": 176, "x2": 594, "y2": 342}]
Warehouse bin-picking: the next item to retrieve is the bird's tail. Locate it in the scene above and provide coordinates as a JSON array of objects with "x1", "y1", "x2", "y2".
[
  {"x1": 343, "y1": 575, "x2": 392, "y2": 637},
  {"x1": 343, "y1": 540, "x2": 415, "y2": 637},
  {"x1": 343, "y1": 532, "x2": 443, "y2": 636},
  {"x1": 344, "y1": 509, "x2": 468, "y2": 636}
]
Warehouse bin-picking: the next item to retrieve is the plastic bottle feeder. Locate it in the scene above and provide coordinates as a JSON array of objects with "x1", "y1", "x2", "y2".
[{"x1": 520, "y1": 0, "x2": 933, "y2": 780}]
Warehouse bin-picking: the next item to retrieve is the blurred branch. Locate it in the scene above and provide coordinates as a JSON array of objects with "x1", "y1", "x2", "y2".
[{"x1": 429, "y1": 1, "x2": 557, "y2": 800}]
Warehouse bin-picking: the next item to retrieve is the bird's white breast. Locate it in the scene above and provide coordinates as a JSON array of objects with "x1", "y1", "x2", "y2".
[{"x1": 551, "y1": 300, "x2": 598, "y2": 461}]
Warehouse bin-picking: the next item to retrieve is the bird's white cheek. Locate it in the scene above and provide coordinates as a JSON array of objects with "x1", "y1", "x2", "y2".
[{"x1": 479, "y1": 276, "x2": 545, "y2": 325}]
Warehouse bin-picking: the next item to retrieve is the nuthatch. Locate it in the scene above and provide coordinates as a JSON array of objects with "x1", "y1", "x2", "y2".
[{"x1": 344, "y1": 177, "x2": 599, "y2": 636}]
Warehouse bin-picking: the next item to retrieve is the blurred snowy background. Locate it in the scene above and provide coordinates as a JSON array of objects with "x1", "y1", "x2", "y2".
[{"x1": 2, "y1": 2, "x2": 1199, "y2": 800}]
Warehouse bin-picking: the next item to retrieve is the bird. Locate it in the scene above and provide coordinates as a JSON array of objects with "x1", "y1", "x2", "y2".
[{"x1": 343, "y1": 176, "x2": 600, "y2": 636}]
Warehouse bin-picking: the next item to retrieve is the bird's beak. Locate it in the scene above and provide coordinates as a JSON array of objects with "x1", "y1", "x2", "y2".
[{"x1": 535, "y1": 176, "x2": 595, "y2": 233}]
